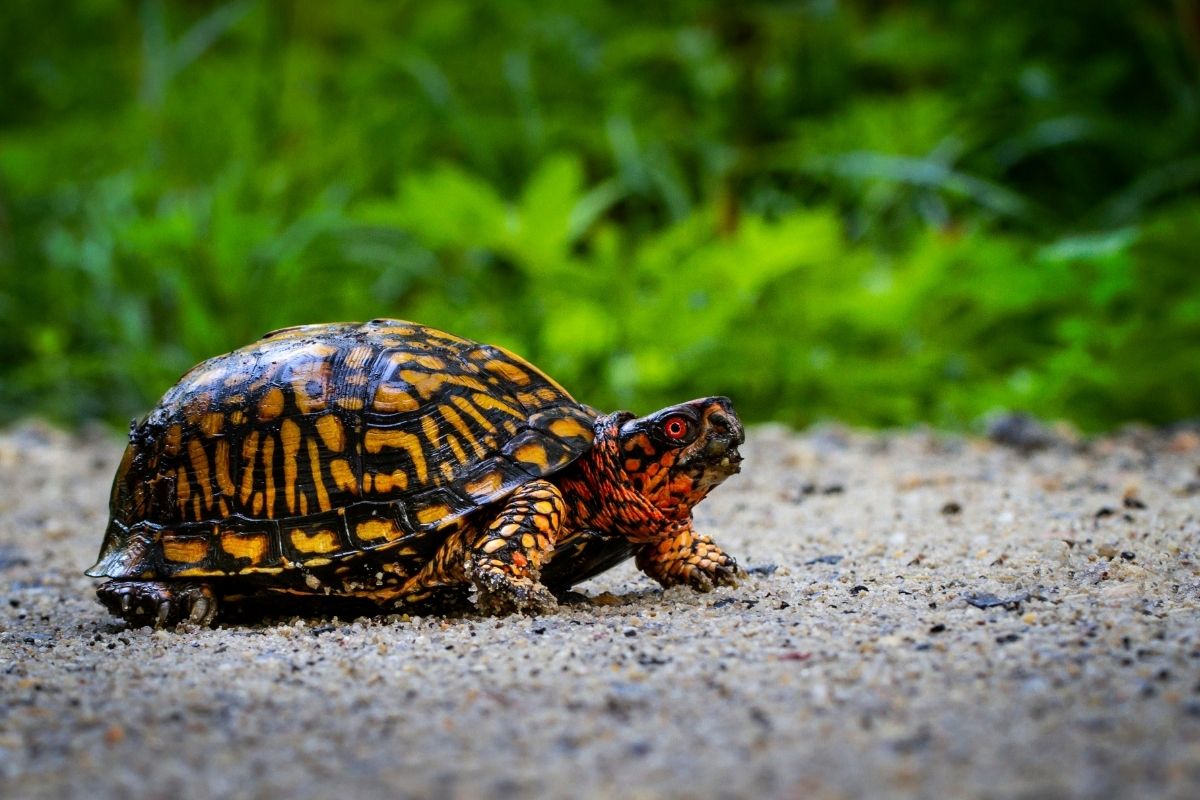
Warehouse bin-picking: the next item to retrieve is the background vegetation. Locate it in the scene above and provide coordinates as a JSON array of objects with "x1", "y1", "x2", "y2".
[{"x1": 2, "y1": 0, "x2": 1198, "y2": 430}]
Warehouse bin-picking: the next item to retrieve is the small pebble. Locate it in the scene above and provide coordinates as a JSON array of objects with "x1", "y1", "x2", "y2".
[
  {"x1": 964, "y1": 591, "x2": 1028, "y2": 611},
  {"x1": 103, "y1": 724, "x2": 124, "y2": 746}
]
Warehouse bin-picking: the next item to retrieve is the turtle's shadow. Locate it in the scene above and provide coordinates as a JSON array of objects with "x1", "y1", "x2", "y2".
[{"x1": 93, "y1": 588, "x2": 608, "y2": 632}]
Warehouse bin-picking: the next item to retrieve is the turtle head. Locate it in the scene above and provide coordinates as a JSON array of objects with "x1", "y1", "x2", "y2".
[{"x1": 607, "y1": 396, "x2": 744, "y2": 516}]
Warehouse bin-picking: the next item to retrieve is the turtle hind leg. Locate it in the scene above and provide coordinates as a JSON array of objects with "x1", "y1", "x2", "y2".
[{"x1": 96, "y1": 580, "x2": 217, "y2": 628}]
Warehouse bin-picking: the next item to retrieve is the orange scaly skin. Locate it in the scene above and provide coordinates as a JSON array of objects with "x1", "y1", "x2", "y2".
[
  {"x1": 554, "y1": 402, "x2": 743, "y2": 591},
  {"x1": 635, "y1": 525, "x2": 737, "y2": 591}
]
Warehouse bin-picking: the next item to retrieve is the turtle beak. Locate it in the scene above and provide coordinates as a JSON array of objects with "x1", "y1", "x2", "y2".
[
  {"x1": 704, "y1": 406, "x2": 743, "y2": 456},
  {"x1": 692, "y1": 398, "x2": 745, "y2": 483}
]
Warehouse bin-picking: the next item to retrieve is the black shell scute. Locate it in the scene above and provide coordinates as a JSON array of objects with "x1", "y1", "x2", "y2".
[{"x1": 87, "y1": 320, "x2": 596, "y2": 580}]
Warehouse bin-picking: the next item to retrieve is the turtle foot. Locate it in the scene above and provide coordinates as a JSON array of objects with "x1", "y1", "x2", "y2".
[
  {"x1": 97, "y1": 580, "x2": 218, "y2": 628},
  {"x1": 469, "y1": 567, "x2": 558, "y2": 616}
]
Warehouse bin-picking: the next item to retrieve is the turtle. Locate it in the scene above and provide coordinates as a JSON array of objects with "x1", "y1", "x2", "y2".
[{"x1": 87, "y1": 319, "x2": 744, "y2": 627}]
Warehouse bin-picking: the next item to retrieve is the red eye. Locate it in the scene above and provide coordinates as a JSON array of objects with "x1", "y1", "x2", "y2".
[{"x1": 662, "y1": 416, "x2": 690, "y2": 441}]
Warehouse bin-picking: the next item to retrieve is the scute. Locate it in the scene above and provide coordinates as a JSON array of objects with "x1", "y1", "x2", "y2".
[{"x1": 87, "y1": 320, "x2": 597, "y2": 580}]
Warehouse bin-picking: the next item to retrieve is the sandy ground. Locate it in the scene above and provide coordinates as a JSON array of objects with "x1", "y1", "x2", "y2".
[{"x1": 1, "y1": 420, "x2": 1198, "y2": 799}]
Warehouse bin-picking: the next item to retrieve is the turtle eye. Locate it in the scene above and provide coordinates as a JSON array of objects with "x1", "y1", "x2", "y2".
[{"x1": 661, "y1": 415, "x2": 692, "y2": 442}]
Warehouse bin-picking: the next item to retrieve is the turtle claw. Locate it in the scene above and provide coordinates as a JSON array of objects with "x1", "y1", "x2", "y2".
[
  {"x1": 703, "y1": 557, "x2": 739, "y2": 591},
  {"x1": 97, "y1": 581, "x2": 218, "y2": 628},
  {"x1": 681, "y1": 561, "x2": 737, "y2": 592},
  {"x1": 188, "y1": 596, "x2": 213, "y2": 626},
  {"x1": 155, "y1": 600, "x2": 171, "y2": 628},
  {"x1": 469, "y1": 566, "x2": 558, "y2": 616},
  {"x1": 637, "y1": 531, "x2": 740, "y2": 593},
  {"x1": 690, "y1": 571, "x2": 715, "y2": 593},
  {"x1": 709, "y1": 558, "x2": 739, "y2": 589}
]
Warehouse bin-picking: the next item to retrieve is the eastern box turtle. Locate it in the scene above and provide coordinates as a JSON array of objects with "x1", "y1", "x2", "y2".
[{"x1": 88, "y1": 320, "x2": 744, "y2": 626}]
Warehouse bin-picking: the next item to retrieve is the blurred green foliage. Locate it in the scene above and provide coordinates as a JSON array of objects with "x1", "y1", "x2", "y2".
[{"x1": 1, "y1": 0, "x2": 1198, "y2": 430}]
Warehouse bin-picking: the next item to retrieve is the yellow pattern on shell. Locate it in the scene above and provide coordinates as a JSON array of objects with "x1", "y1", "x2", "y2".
[
  {"x1": 514, "y1": 442, "x2": 550, "y2": 471},
  {"x1": 239, "y1": 430, "x2": 259, "y2": 504},
  {"x1": 187, "y1": 439, "x2": 213, "y2": 515},
  {"x1": 417, "y1": 504, "x2": 453, "y2": 525},
  {"x1": 316, "y1": 415, "x2": 345, "y2": 452},
  {"x1": 221, "y1": 530, "x2": 269, "y2": 564},
  {"x1": 465, "y1": 471, "x2": 503, "y2": 499},
  {"x1": 306, "y1": 437, "x2": 332, "y2": 512},
  {"x1": 373, "y1": 385, "x2": 420, "y2": 413},
  {"x1": 549, "y1": 417, "x2": 592, "y2": 440},
  {"x1": 199, "y1": 412, "x2": 224, "y2": 437},
  {"x1": 281, "y1": 419, "x2": 301, "y2": 514},
  {"x1": 258, "y1": 387, "x2": 285, "y2": 421},
  {"x1": 289, "y1": 529, "x2": 340, "y2": 554},
  {"x1": 356, "y1": 518, "x2": 403, "y2": 542},
  {"x1": 162, "y1": 537, "x2": 208, "y2": 564},
  {"x1": 262, "y1": 435, "x2": 276, "y2": 517},
  {"x1": 485, "y1": 359, "x2": 530, "y2": 386},
  {"x1": 364, "y1": 428, "x2": 428, "y2": 484},
  {"x1": 214, "y1": 440, "x2": 235, "y2": 498},
  {"x1": 329, "y1": 458, "x2": 357, "y2": 494}
]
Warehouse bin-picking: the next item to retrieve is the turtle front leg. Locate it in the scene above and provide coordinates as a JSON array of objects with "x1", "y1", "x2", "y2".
[
  {"x1": 636, "y1": 522, "x2": 738, "y2": 592},
  {"x1": 96, "y1": 580, "x2": 218, "y2": 628},
  {"x1": 465, "y1": 478, "x2": 565, "y2": 615}
]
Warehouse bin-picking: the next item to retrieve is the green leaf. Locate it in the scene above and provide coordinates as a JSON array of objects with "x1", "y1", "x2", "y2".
[{"x1": 514, "y1": 153, "x2": 585, "y2": 273}]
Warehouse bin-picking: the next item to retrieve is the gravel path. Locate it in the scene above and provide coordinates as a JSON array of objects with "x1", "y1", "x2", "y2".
[{"x1": 1, "y1": 421, "x2": 1198, "y2": 799}]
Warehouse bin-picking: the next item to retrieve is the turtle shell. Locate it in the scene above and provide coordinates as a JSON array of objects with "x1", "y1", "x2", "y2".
[{"x1": 87, "y1": 320, "x2": 596, "y2": 580}]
